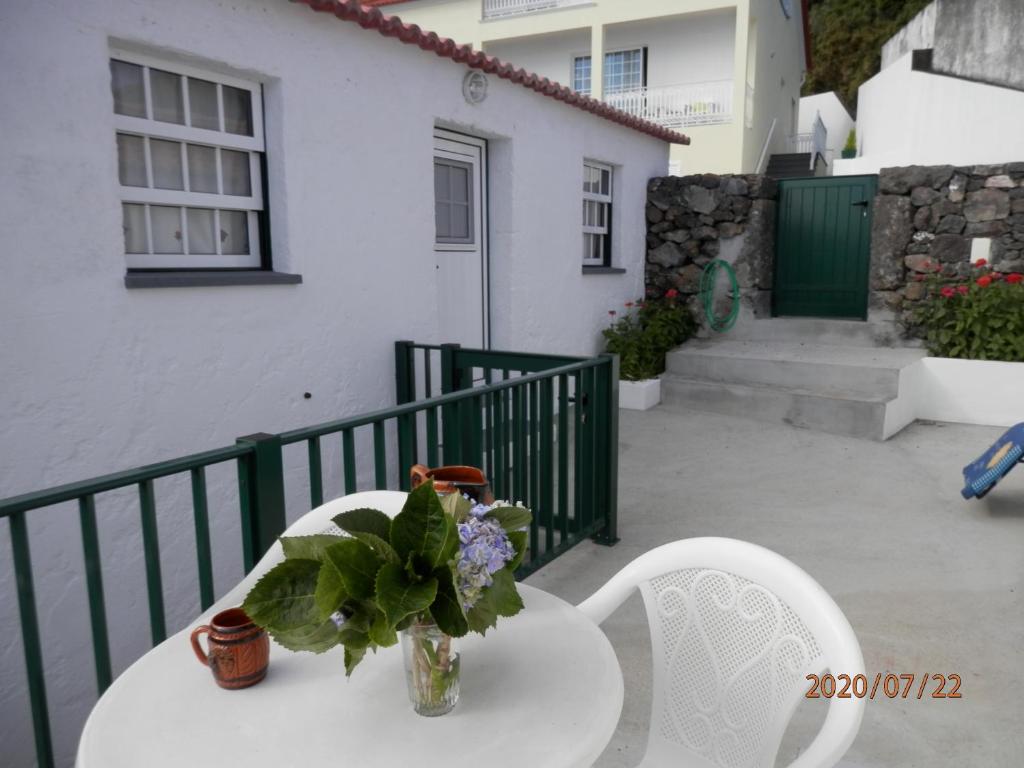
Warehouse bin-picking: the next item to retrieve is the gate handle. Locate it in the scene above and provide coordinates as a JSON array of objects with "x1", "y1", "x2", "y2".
[{"x1": 851, "y1": 200, "x2": 869, "y2": 207}]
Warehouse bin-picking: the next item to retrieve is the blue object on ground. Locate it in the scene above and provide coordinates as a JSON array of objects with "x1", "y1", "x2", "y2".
[{"x1": 961, "y1": 423, "x2": 1024, "y2": 499}]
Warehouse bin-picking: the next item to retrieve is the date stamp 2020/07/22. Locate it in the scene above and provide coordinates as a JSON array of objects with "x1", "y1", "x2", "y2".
[{"x1": 806, "y1": 673, "x2": 962, "y2": 700}]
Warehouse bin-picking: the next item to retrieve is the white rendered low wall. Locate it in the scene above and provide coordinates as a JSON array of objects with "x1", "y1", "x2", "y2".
[{"x1": 911, "y1": 358, "x2": 1024, "y2": 428}]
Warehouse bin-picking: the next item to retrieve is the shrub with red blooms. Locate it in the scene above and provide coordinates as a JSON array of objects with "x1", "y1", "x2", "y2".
[
  {"x1": 603, "y1": 290, "x2": 697, "y2": 380},
  {"x1": 912, "y1": 261, "x2": 1024, "y2": 362}
]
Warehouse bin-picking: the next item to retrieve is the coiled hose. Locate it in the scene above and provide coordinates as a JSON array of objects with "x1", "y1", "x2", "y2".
[{"x1": 700, "y1": 259, "x2": 740, "y2": 332}]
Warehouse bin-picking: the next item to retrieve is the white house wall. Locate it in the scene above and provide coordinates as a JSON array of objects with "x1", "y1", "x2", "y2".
[
  {"x1": 0, "y1": 2, "x2": 668, "y2": 764},
  {"x1": 799, "y1": 91, "x2": 854, "y2": 164},
  {"x1": 834, "y1": 52, "x2": 1024, "y2": 175}
]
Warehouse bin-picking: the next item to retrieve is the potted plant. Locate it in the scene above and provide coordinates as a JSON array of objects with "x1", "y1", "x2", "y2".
[
  {"x1": 841, "y1": 129, "x2": 857, "y2": 159},
  {"x1": 602, "y1": 289, "x2": 697, "y2": 410}
]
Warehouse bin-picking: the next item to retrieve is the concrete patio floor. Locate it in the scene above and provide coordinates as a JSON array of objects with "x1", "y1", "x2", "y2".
[{"x1": 525, "y1": 406, "x2": 1024, "y2": 767}]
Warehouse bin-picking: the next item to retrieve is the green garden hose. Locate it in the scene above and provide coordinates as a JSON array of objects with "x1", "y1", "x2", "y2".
[{"x1": 700, "y1": 259, "x2": 740, "y2": 332}]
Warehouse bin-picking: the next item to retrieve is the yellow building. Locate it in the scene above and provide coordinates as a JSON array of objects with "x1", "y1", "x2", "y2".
[{"x1": 369, "y1": 0, "x2": 812, "y2": 175}]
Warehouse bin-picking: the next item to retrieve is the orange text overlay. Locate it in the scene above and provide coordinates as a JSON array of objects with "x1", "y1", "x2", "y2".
[{"x1": 806, "y1": 673, "x2": 962, "y2": 700}]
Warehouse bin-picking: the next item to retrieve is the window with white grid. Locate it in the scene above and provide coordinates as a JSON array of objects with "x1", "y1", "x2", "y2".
[
  {"x1": 572, "y1": 56, "x2": 592, "y2": 94},
  {"x1": 582, "y1": 161, "x2": 612, "y2": 266},
  {"x1": 603, "y1": 48, "x2": 644, "y2": 94},
  {"x1": 110, "y1": 50, "x2": 265, "y2": 269}
]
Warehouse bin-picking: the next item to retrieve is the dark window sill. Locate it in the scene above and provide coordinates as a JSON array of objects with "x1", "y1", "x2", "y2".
[
  {"x1": 582, "y1": 266, "x2": 627, "y2": 275},
  {"x1": 125, "y1": 271, "x2": 303, "y2": 289}
]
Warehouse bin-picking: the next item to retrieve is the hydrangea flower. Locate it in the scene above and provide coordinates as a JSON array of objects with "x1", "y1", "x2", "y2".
[{"x1": 455, "y1": 502, "x2": 516, "y2": 610}]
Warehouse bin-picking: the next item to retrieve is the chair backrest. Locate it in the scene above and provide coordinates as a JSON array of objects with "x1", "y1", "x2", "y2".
[{"x1": 577, "y1": 538, "x2": 864, "y2": 768}]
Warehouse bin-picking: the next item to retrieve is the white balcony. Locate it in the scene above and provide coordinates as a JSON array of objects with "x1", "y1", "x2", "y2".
[
  {"x1": 603, "y1": 80, "x2": 734, "y2": 129},
  {"x1": 482, "y1": 0, "x2": 591, "y2": 20}
]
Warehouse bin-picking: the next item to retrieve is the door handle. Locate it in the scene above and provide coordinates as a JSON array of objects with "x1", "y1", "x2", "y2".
[{"x1": 851, "y1": 200, "x2": 869, "y2": 207}]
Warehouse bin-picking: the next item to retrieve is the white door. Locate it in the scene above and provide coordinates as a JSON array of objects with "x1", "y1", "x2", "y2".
[{"x1": 433, "y1": 130, "x2": 488, "y2": 348}]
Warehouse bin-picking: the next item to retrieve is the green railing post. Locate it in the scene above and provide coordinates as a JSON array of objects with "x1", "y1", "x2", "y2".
[
  {"x1": 235, "y1": 433, "x2": 287, "y2": 573},
  {"x1": 9, "y1": 512, "x2": 54, "y2": 768},
  {"x1": 440, "y1": 343, "x2": 462, "y2": 465},
  {"x1": 592, "y1": 355, "x2": 620, "y2": 545},
  {"x1": 395, "y1": 340, "x2": 416, "y2": 490}
]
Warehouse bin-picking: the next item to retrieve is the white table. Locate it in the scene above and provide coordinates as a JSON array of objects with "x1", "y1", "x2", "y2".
[{"x1": 76, "y1": 495, "x2": 624, "y2": 768}]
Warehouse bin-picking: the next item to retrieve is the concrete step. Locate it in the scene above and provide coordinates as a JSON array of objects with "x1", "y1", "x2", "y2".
[
  {"x1": 666, "y1": 341, "x2": 925, "y2": 399},
  {"x1": 661, "y1": 376, "x2": 894, "y2": 441},
  {"x1": 727, "y1": 317, "x2": 912, "y2": 348}
]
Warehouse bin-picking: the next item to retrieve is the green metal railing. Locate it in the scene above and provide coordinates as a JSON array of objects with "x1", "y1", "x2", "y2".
[{"x1": 1, "y1": 343, "x2": 618, "y2": 768}]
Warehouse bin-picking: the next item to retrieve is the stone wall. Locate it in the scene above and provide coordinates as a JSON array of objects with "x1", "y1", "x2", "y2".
[
  {"x1": 645, "y1": 174, "x2": 776, "y2": 324},
  {"x1": 871, "y1": 163, "x2": 1024, "y2": 334}
]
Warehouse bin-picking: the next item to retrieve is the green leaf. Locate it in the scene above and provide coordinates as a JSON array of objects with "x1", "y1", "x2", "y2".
[
  {"x1": 507, "y1": 530, "x2": 528, "y2": 571},
  {"x1": 484, "y1": 505, "x2": 532, "y2": 532},
  {"x1": 323, "y1": 539, "x2": 383, "y2": 600},
  {"x1": 280, "y1": 534, "x2": 344, "y2": 561},
  {"x1": 390, "y1": 481, "x2": 459, "y2": 569},
  {"x1": 368, "y1": 609, "x2": 399, "y2": 647},
  {"x1": 375, "y1": 561, "x2": 438, "y2": 628},
  {"x1": 331, "y1": 507, "x2": 393, "y2": 541},
  {"x1": 314, "y1": 558, "x2": 349, "y2": 620},
  {"x1": 349, "y1": 531, "x2": 400, "y2": 565},
  {"x1": 465, "y1": 585, "x2": 499, "y2": 635},
  {"x1": 344, "y1": 646, "x2": 367, "y2": 677},
  {"x1": 243, "y1": 559, "x2": 322, "y2": 631},
  {"x1": 429, "y1": 566, "x2": 469, "y2": 638},
  {"x1": 490, "y1": 567, "x2": 525, "y2": 618},
  {"x1": 268, "y1": 620, "x2": 341, "y2": 654},
  {"x1": 440, "y1": 492, "x2": 473, "y2": 523}
]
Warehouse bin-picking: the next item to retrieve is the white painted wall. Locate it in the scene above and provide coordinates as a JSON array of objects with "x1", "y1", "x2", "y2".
[
  {"x1": 742, "y1": 0, "x2": 806, "y2": 172},
  {"x1": 880, "y1": 1, "x2": 936, "y2": 70},
  {"x1": 0, "y1": 2, "x2": 668, "y2": 765},
  {"x1": 833, "y1": 52, "x2": 1024, "y2": 176},
  {"x1": 912, "y1": 359, "x2": 1024, "y2": 428},
  {"x1": 799, "y1": 91, "x2": 854, "y2": 164},
  {"x1": 483, "y1": 28, "x2": 591, "y2": 87}
]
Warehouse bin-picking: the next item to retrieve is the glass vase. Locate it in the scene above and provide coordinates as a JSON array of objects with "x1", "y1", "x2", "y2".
[{"x1": 401, "y1": 618, "x2": 460, "y2": 716}]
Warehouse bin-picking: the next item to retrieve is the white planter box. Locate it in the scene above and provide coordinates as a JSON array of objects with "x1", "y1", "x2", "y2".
[
  {"x1": 910, "y1": 357, "x2": 1024, "y2": 427},
  {"x1": 619, "y1": 377, "x2": 661, "y2": 411}
]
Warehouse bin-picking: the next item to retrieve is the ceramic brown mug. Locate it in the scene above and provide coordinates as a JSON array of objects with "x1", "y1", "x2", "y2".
[{"x1": 190, "y1": 607, "x2": 269, "y2": 690}]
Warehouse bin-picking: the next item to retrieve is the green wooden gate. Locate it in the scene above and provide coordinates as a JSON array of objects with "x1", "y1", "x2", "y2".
[{"x1": 773, "y1": 175, "x2": 877, "y2": 319}]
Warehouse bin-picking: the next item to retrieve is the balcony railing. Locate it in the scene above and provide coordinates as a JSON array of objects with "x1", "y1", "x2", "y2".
[
  {"x1": 482, "y1": 0, "x2": 590, "y2": 19},
  {"x1": 603, "y1": 80, "x2": 733, "y2": 129},
  {"x1": 2, "y1": 341, "x2": 620, "y2": 768},
  {"x1": 791, "y1": 111, "x2": 828, "y2": 169}
]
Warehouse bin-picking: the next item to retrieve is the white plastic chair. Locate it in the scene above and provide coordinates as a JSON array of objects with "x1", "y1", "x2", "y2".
[
  {"x1": 577, "y1": 538, "x2": 864, "y2": 768},
  {"x1": 204, "y1": 490, "x2": 408, "y2": 617}
]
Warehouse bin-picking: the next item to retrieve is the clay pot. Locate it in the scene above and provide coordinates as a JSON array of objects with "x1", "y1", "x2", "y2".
[
  {"x1": 190, "y1": 607, "x2": 269, "y2": 690},
  {"x1": 410, "y1": 464, "x2": 494, "y2": 504}
]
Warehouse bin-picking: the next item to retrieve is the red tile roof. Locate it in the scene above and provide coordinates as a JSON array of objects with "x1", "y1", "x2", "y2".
[{"x1": 290, "y1": 0, "x2": 691, "y2": 145}]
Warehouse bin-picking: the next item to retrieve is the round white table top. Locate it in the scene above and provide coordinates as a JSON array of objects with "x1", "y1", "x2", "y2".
[{"x1": 76, "y1": 584, "x2": 623, "y2": 768}]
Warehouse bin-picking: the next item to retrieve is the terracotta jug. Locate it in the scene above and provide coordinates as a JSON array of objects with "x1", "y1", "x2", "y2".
[
  {"x1": 410, "y1": 464, "x2": 494, "y2": 505},
  {"x1": 190, "y1": 607, "x2": 269, "y2": 690}
]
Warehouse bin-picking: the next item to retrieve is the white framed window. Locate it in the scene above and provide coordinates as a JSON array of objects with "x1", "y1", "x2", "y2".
[
  {"x1": 572, "y1": 48, "x2": 645, "y2": 95},
  {"x1": 110, "y1": 49, "x2": 265, "y2": 269},
  {"x1": 582, "y1": 161, "x2": 612, "y2": 266}
]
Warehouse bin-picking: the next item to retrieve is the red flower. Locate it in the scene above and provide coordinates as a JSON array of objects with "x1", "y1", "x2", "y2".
[
  {"x1": 637, "y1": 302, "x2": 647, "y2": 309},
  {"x1": 665, "y1": 288, "x2": 679, "y2": 299},
  {"x1": 977, "y1": 275, "x2": 993, "y2": 288},
  {"x1": 913, "y1": 274, "x2": 925, "y2": 282},
  {"x1": 1007, "y1": 273, "x2": 1024, "y2": 284},
  {"x1": 940, "y1": 286, "x2": 956, "y2": 298},
  {"x1": 975, "y1": 258, "x2": 988, "y2": 267},
  {"x1": 922, "y1": 260, "x2": 932, "y2": 269},
  {"x1": 608, "y1": 310, "x2": 617, "y2": 316},
  {"x1": 624, "y1": 301, "x2": 634, "y2": 308},
  {"x1": 991, "y1": 272, "x2": 1003, "y2": 280},
  {"x1": 957, "y1": 285, "x2": 969, "y2": 295}
]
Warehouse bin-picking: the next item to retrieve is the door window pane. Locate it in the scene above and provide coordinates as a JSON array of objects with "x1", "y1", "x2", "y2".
[
  {"x1": 188, "y1": 78, "x2": 219, "y2": 130},
  {"x1": 150, "y1": 139, "x2": 184, "y2": 190},
  {"x1": 187, "y1": 208, "x2": 216, "y2": 254},
  {"x1": 150, "y1": 69, "x2": 185, "y2": 125},
  {"x1": 187, "y1": 144, "x2": 218, "y2": 193},
  {"x1": 111, "y1": 60, "x2": 146, "y2": 118},
  {"x1": 122, "y1": 204, "x2": 148, "y2": 253},
  {"x1": 116, "y1": 134, "x2": 147, "y2": 187},
  {"x1": 221, "y1": 150, "x2": 251, "y2": 196},
  {"x1": 151, "y1": 205, "x2": 183, "y2": 253},
  {"x1": 220, "y1": 210, "x2": 250, "y2": 254},
  {"x1": 604, "y1": 49, "x2": 643, "y2": 94},
  {"x1": 434, "y1": 160, "x2": 474, "y2": 244},
  {"x1": 222, "y1": 86, "x2": 253, "y2": 136}
]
